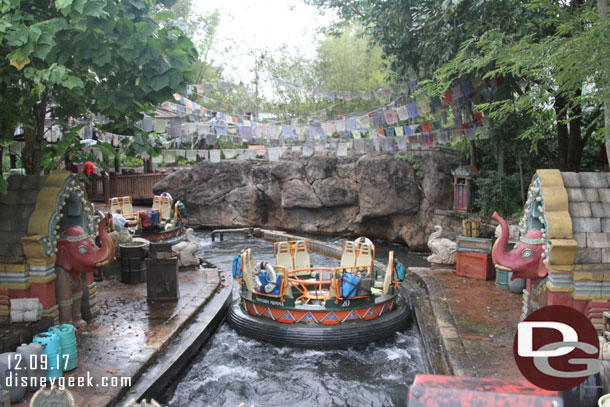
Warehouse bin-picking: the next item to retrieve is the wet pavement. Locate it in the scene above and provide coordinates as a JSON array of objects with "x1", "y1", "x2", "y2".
[
  {"x1": 14, "y1": 266, "x2": 221, "y2": 407},
  {"x1": 408, "y1": 267, "x2": 523, "y2": 380},
  {"x1": 7, "y1": 234, "x2": 526, "y2": 406}
]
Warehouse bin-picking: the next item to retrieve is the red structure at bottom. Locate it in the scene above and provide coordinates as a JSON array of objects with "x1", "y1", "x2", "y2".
[
  {"x1": 407, "y1": 375, "x2": 562, "y2": 407},
  {"x1": 456, "y1": 251, "x2": 495, "y2": 280}
]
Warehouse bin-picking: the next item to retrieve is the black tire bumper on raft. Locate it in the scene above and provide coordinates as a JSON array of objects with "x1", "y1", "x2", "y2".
[{"x1": 227, "y1": 296, "x2": 411, "y2": 349}]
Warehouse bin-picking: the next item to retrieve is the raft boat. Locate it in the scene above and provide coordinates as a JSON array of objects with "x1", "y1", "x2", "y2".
[
  {"x1": 227, "y1": 237, "x2": 409, "y2": 348},
  {"x1": 107, "y1": 194, "x2": 186, "y2": 242}
]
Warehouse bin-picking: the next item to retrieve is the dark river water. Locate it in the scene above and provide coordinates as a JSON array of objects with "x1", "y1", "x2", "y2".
[{"x1": 161, "y1": 232, "x2": 430, "y2": 407}]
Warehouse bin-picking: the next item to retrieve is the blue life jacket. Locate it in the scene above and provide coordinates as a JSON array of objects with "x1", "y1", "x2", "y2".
[
  {"x1": 341, "y1": 272, "x2": 360, "y2": 298},
  {"x1": 395, "y1": 262, "x2": 405, "y2": 282},
  {"x1": 232, "y1": 253, "x2": 242, "y2": 279},
  {"x1": 150, "y1": 210, "x2": 160, "y2": 226},
  {"x1": 258, "y1": 271, "x2": 282, "y2": 295},
  {"x1": 258, "y1": 270, "x2": 269, "y2": 286}
]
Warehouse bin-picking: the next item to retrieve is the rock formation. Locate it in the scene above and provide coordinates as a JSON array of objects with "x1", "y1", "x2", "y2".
[{"x1": 154, "y1": 149, "x2": 460, "y2": 250}]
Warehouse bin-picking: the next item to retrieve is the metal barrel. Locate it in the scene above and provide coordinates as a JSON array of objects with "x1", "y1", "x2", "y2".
[{"x1": 119, "y1": 242, "x2": 147, "y2": 284}]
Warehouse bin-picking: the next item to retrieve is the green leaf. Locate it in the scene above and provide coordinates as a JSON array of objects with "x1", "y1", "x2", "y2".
[
  {"x1": 55, "y1": 0, "x2": 73, "y2": 10},
  {"x1": 73, "y1": 0, "x2": 85, "y2": 14},
  {"x1": 31, "y1": 44, "x2": 52, "y2": 60},
  {"x1": 28, "y1": 26, "x2": 41, "y2": 42},
  {"x1": 155, "y1": 11, "x2": 175, "y2": 21},
  {"x1": 61, "y1": 76, "x2": 84, "y2": 89},
  {"x1": 83, "y1": 0, "x2": 108, "y2": 18},
  {"x1": 128, "y1": 0, "x2": 145, "y2": 10},
  {"x1": 0, "y1": 0, "x2": 20, "y2": 13},
  {"x1": 149, "y1": 75, "x2": 169, "y2": 92},
  {"x1": 159, "y1": 0, "x2": 175, "y2": 7},
  {"x1": 96, "y1": 50, "x2": 111, "y2": 66},
  {"x1": 5, "y1": 25, "x2": 29, "y2": 46},
  {"x1": 0, "y1": 178, "x2": 7, "y2": 196},
  {"x1": 32, "y1": 83, "x2": 46, "y2": 97},
  {"x1": 0, "y1": 19, "x2": 13, "y2": 34}
]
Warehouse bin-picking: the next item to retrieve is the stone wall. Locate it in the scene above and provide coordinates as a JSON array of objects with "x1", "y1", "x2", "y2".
[{"x1": 154, "y1": 148, "x2": 461, "y2": 250}]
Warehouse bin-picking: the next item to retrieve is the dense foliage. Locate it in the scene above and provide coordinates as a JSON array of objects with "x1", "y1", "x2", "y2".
[
  {"x1": 0, "y1": 0, "x2": 197, "y2": 187},
  {"x1": 309, "y1": 0, "x2": 610, "y2": 213}
]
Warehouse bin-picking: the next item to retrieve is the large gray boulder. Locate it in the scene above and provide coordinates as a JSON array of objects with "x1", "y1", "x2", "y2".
[{"x1": 153, "y1": 149, "x2": 459, "y2": 249}]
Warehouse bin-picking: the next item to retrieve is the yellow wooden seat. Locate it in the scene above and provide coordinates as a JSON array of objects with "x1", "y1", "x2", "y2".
[
  {"x1": 293, "y1": 240, "x2": 310, "y2": 269},
  {"x1": 241, "y1": 254, "x2": 255, "y2": 293},
  {"x1": 341, "y1": 241, "x2": 357, "y2": 268},
  {"x1": 372, "y1": 251, "x2": 394, "y2": 296},
  {"x1": 293, "y1": 240, "x2": 312, "y2": 277},
  {"x1": 356, "y1": 242, "x2": 375, "y2": 281},
  {"x1": 237, "y1": 248, "x2": 255, "y2": 290},
  {"x1": 356, "y1": 242, "x2": 374, "y2": 268},
  {"x1": 109, "y1": 197, "x2": 122, "y2": 214},
  {"x1": 275, "y1": 241, "x2": 293, "y2": 271},
  {"x1": 121, "y1": 195, "x2": 134, "y2": 214},
  {"x1": 160, "y1": 195, "x2": 172, "y2": 221},
  {"x1": 152, "y1": 195, "x2": 161, "y2": 212}
]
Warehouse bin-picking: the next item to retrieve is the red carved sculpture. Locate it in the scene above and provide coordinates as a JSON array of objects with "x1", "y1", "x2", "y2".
[
  {"x1": 492, "y1": 212, "x2": 548, "y2": 281},
  {"x1": 55, "y1": 214, "x2": 114, "y2": 327}
]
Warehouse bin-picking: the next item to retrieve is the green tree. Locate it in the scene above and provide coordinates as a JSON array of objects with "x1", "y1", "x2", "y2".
[
  {"x1": 0, "y1": 0, "x2": 197, "y2": 180},
  {"x1": 260, "y1": 45, "x2": 320, "y2": 119},
  {"x1": 309, "y1": 0, "x2": 610, "y2": 172},
  {"x1": 259, "y1": 27, "x2": 394, "y2": 121},
  {"x1": 314, "y1": 27, "x2": 395, "y2": 117},
  {"x1": 168, "y1": 1, "x2": 259, "y2": 119}
]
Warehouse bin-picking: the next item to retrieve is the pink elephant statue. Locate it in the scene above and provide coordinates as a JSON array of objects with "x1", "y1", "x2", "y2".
[
  {"x1": 492, "y1": 212, "x2": 547, "y2": 281},
  {"x1": 55, "y1": 214, "x2": 114, "y2": 327}
]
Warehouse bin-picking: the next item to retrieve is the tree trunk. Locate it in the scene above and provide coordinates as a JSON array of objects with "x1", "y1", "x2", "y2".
[
  {"x1": 600, "y1": 0, "x2": 610, "y2": 169},
  {"x1": 22, "y1": 92, "x2": 47, "y2": 175},
  {"x1": 144, "y1": 158, "x2": 153, "y2": 173},
  {"x1": 567, "y1": 94, "x2": 583, "y2": 172},
  {"x1": 497, "y1": 144, "x2": 505, "y2": 175},
  {"x1": 519, "y1": 161, "x2": 525, "y2": 204},
  {"x1": 469, "y1": 139, "x2": 476, "y2": 168},
  {"x1": 114, "y1": 150, "x2": 120, "y2": 174},
  {"x1": 555, "y1": 94, "x2": 569, "y2": 170}
]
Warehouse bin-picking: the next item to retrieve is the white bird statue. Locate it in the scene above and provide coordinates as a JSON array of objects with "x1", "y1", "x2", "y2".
[
  {"x1": 495, "y1": 223, "x2": 520, "y2": 242},
  {"x1": 427, "y1": 225, "x2": 457, "y2": 265},
  {"x1": 172, "y1": 228, "x2": 200, "y2": 267}
]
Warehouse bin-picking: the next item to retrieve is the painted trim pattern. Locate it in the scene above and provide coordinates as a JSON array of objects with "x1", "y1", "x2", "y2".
[{"x1": 241, "y1": 297, "x2": 396, "y2": 325}]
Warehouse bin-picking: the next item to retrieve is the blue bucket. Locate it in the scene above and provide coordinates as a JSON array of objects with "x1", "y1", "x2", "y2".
[
  {"x1": 49, "y1": 324, "x2": 77, "y2": 371},
  {"x1": 33, "y1": 332, "x2": 62, "y2": 379}
]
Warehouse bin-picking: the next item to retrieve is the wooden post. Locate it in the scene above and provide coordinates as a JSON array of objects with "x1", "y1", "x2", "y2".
[
  {"x1": 145, "y1": 158, "x2": 153, "y2": 174},
  {"x1": 103, "y1": 172, "x2": 111, "y2": 202},
  {"x1": 114, "y1": 147, "x2": 120, "y2": 174}
]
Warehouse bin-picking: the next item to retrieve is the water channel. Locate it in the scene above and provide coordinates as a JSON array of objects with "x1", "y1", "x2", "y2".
[{"x1": 161, "y1": 232, "x2": 430, "y2": 407}]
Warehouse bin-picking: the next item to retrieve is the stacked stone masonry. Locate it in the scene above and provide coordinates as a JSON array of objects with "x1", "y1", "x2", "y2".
[{"x1": 562, "y1": 172, "x2": 610, "y2": 265}]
